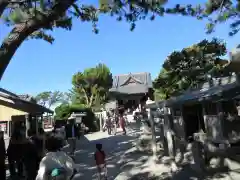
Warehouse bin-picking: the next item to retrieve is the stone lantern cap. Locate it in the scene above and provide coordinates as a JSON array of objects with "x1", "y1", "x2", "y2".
[
  {"x1": 146, "y1": 97, "x2": 154, "y2": 105},
  {"x1": 68, "y1": 113, "x2": 76, "y2": 120}
]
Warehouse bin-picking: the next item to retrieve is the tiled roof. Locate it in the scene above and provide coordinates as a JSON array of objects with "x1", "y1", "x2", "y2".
[{"x1": 110, "y1": 72, "x2": 152, "y2": 94}]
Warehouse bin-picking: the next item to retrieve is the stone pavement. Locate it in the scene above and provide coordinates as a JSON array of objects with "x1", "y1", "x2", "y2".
[{"x1": 70, "y1": 125, "x2": 142, "y2": 180}]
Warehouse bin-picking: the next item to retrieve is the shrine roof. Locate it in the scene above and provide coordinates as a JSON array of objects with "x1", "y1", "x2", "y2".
[{"x1": 109, "y1": 72, "x2": 152, "y2": 95}]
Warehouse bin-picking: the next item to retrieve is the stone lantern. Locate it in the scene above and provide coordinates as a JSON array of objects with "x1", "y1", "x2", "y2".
[
  {"x1": 146, "y1": 98, "x2": 154, "y2": 118},
  {"x1": 146, "y1": 97, "x2": 154, "y2": 105}
]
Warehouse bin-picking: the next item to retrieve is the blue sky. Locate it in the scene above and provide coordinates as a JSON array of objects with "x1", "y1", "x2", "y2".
[{"x1": 1, "y1": 0, "x2": 240, "y2": 96}]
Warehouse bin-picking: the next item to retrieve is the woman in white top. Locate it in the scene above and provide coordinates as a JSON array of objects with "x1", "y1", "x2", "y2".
[{"x1": 36, "y1": 136, "x2": 76, "y2": 180}]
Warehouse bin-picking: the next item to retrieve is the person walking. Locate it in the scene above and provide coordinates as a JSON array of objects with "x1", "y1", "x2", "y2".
[
  {"x1": 22, "y1": 129, "x2": 39, "y2": 180},
  {"x1": 0, "y1": 131, "x2": 6, "y2": 180},
  {"x1": 37, "y1": 128, "x2": 46, "y2": 158},
  {"x1": 119, "y1": 112, "x2": 126, "y2": 135},
  {"x1": 65, "y1": 115, "x2": 80, "y2": 155},
  {"x1": 112, "y1": 113, "x2": 118, "y2": 135},
  {"x1": 105, "y1": 113, "x2": 112, "y2": 135},
  {"x1": 94, "y1": 143, "x2": 107, "y2": 180},
  {"x1": 36, "y1": 136, "x2": 76, "y2": 180}
]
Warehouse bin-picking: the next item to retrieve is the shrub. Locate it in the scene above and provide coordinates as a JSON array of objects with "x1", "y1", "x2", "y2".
[{"x1": 54, "y1": 103, "x2": 98, "y2": 132}]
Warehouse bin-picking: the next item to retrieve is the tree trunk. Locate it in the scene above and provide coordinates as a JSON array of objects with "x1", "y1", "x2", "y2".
[
  {"x1": 89, "y1": 94, "x2": 94, "y2": 107},
  {"x1": 0, "y1": 0, "x2": 76, "y2": 80},
  {"x1": 82, "y1": 88, "x2": 90, "y2": 106}
]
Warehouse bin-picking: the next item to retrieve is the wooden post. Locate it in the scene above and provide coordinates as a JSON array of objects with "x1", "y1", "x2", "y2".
[
  {"x1": 36, "y1": 115, "x2": 39, "y2": 136},
  {"x1": 148, "y1": 108, "x2": 157, "y2": 160},
  {"x1": 25, "y1": 114, "x2": 30, "y2": 137},
  {"x1": 165, "y1": 107, "x2": 178, "y2": 172},
  {"x1": 99, "y1": 113, "x2": 103, "y2": 132},
  {"x1": 216, "y1": 101, "x2": 225, "y2": 167},
  {"x1": 8, "y1": 121, "x2": 11, "y2": 137},
  {"x1": 216, "y1": 101, "x2": 224, "y2": 140},
  {"x1": 202, "y1": 103, "x2": 207, "y2": 133},
  {"x1": 167, "y1": 107, "x2": 176, "y2": 158},
  {"x1": 41, "y1": 116, "x2": 44, "y2": 129}
]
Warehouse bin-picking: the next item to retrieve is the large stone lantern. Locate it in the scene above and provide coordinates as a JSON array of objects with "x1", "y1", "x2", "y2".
[{"x1": 146, "y1": 98, "x2": 154, "y2": 118}]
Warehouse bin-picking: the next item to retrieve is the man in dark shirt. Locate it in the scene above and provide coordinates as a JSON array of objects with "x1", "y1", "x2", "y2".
[
  {"x1": 7, "y1": 130, "x2": 24, "y2": 179},
  {"x1": 65, "y1": 115, "x2": 80, "y2": 155},
  {"x1": 23, "y1": 130, "x2": 40, "y2": 180}
]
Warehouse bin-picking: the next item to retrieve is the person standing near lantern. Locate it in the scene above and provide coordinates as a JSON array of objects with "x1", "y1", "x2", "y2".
[
  {"x1": 65, "y1": 114, "x2": 80, "y2": 155},
  {"x1": 119, "y1": 111, "x2": 126, "y2": 135}
]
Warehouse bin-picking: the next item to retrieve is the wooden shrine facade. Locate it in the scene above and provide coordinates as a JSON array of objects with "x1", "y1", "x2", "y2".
[{"x1": 109, "y1": 72, "x2": 154, "y2": 110}]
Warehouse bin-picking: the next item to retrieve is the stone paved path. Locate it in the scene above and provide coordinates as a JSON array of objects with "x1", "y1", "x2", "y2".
[{"x1": 70, "y1": 125, "x2": 141, "y2": 180}]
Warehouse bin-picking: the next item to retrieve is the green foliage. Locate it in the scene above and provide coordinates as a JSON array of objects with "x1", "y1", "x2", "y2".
[
  {"x1": 201, "y1": 0, "x2": 239, "y2": 35},
  {"x1": 153, "y1": 38, "x2": 230, "y2": 99},
  {"x1": 0, "y1": 0, "x2": 198, "y2": 44},
  {"x1": 54, "y1": 103, "x2": 98, "y2": 132},
  {"x1": 168, "y1": 0, "x2": 240, "y2": 35},
  {"x1": 60, "y1": 90, "x2": 75, "y2": 104},
  {"x1": 72, "y1": 63, "x2": 112, "y2": 107},
  {"x1": 35, "y1": 90, "x2": 63, "y2": 108},
  {"x1": 99, "y1": 0, "x2": 168, "y2": 31},
  {"x1": 54, "y1": 103, "x2": 85, "y2": 120},
  {"x1": 1, "y1": 0, "x2": 99, "y2": 43},
  {"x1": 54, "y1": 104, "x2": 69, "y2": 120}
]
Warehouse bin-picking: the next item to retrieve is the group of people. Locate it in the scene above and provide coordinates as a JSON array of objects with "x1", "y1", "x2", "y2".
[
  {"x1": 104, "y1": 110, "x2": 127, "y2": 135},
  {"x1": 0, "y1": 117, "x2": 82, "y2": 180},
  {"x1": 0, "y1": 116, "x2": 110, "y2": 180},
  {"x1": 0, "y1": 127, "x2": 46, "y2": 180}
]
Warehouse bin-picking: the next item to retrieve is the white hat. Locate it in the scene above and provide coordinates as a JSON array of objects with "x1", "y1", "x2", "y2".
[{"x1": 68, "y1": 113, "x2": 76, "y2": 120}]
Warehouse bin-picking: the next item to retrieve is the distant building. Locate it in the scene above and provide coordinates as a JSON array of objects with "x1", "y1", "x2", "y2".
[
  {"x1": 0, "y1": 88, "x2": 52, "y2": 137},
  {"x1": 108, "y1": 72, "x2": 154, "y2": 111}
]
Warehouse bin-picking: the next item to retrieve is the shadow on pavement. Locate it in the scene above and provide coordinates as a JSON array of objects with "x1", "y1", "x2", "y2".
[{"x1": 73, "y1": 129, "x2": 140, "y2": 180}]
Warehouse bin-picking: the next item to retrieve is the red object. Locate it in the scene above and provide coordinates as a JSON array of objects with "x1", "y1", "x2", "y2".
[
  {"x1": 119, "y1": 117, "x2": 125, "y2": 129},
  {"x1": 95, "y1": 151, "x2": 106, "y2": 165}
]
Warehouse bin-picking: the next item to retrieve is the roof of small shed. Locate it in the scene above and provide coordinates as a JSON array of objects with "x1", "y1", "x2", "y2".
[{"x1": 166, "y1": 75, "x2": 240, "y2": 106}]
